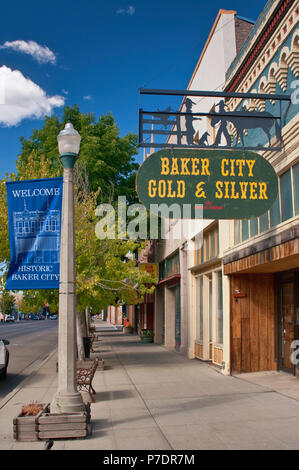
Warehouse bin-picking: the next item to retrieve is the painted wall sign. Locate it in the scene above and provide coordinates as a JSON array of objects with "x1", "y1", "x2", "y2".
[
  {"x1": 6, "y1": 177, "x2": 63, "y2": 290},
  {"x1": 136, "y1": 149, "x2": 278, "y2": 219}
]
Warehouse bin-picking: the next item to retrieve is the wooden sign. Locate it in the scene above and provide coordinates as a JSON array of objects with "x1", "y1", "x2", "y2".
[
  {"x1": 136, "y1": 149, "x2": 278, "y2": 219},
  {"x1": 139, "y1": 263, "x2": 159, "y2": 283}
]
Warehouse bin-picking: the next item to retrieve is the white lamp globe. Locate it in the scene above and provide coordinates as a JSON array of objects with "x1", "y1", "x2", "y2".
[{"x1": 57, "y1": 122, "x2": 81, "y2": 155}]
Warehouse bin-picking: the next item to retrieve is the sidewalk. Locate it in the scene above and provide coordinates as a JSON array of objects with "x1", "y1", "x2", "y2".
[{"x1": 1, "y1": 319, "x2": 299, "y2": 450}]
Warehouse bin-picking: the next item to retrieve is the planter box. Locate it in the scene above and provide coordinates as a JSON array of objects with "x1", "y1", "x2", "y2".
[
  {"x1": 140, "y1": 336, "x2": 154, "y2": 343},
  {"x1": 13, "y1": 404, "x2": 49, "y2": 442},
  {"x1": 38, "y1": 404, "x2": 90, "y2": 440},
  {"x1": 123, "y1": 327, "x2": 133, "y2": 334}
]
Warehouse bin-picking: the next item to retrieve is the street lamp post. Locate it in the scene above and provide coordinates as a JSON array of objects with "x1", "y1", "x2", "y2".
[{"x1": 51, "y1": 122, "x2": 85, "y2": 413}]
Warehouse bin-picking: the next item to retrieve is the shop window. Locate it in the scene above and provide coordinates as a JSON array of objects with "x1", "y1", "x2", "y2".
[
  {"x1": 293, "y1": 162, "x2": 299, "y2": 216},
  {"x1": 199, "y1": 276, "x2": 203, "y2": 341},
  {"x1": 259, "y1": 211, "x2": 269, "y2": 233},
  {"x1": 241, "y1": 220, "x2": 249, "y2": 241},
  {"x1": 270, "y1": 193, "x2": 281, "y2": 227},
  {"x1": 250, "y1": 218, "x2": 258, "y2": 237},
  {"x1": 234, "y1": 220, "x2": 241, "y2": 244},
  {"x1": 217, "y1": 271, "x2": 223, "y2": 344},
  {"x1": 280, "y1": 169, "x2": 293, "y2": 222}
]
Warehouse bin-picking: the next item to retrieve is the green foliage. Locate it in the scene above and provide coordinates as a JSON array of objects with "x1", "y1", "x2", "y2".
[
  {"x1": 0, "y1": 104, "x2": 156, "y2": 314},
  {"x1": 22, "y1": 290, "x2": 58, "y2": 314},
  {"x1": 16, "y1": 105, "x2": 139, "y2": 203},
  {"x1": 0, "y1": 281, "x2": 15, "y2": 315}
]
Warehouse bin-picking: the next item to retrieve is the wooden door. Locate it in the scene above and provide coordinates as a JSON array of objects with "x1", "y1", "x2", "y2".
[{"x1": 231, "y1": 274, "x2": 276, "y2": 373}]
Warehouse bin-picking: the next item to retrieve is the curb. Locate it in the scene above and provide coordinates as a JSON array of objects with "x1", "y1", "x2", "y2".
[{"x1": 0, "y1": 347, "x2": 58, "y2": 411}]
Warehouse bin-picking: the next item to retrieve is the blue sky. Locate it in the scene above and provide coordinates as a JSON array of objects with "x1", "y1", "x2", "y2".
[{"x1": 0, "y1": 0, "x2": 265, "y2": 178}]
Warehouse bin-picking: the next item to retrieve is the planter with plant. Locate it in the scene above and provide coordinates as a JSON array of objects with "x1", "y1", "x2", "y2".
[
  {"x1": 13, "y1": 402, "x2": 49, "y2": 442},
  {"x1": 123, "y1": 322, "x2": 133, "y2": 334},
  {"x1": 140, "y1": 329, "x2": 154, "y2": 343}
]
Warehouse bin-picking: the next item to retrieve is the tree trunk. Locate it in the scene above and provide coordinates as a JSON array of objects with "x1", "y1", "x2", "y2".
[{"x1": 76, "y1": 310, "x2": 85, "y2": 361}]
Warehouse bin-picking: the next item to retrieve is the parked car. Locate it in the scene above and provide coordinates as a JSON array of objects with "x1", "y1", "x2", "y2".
[
  {"x1": 5, "y1": 315, "x2": 15, "y2": 323},
  {"x1": 32, "y1": 314, "x2": 40, "y2": 320},
  {"x1": 50, "y1": 315, "x2": 58, "y2": 320},
  {"x1": 0, "y1": 339, "x2": 9, "y2": 378}
]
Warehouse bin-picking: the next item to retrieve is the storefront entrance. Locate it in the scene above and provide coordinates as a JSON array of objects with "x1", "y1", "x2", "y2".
[
  {"x1": 174, "y1": 285, "x2": 181, "y2": 351},
  {"x1": 277, "y1": 270, "x2": 299, "y2": 375}
]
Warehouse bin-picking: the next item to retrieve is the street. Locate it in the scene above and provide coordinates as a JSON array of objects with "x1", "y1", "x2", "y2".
[{"x1": 0, "y1": 320, "x2": 58, "y2": 401}]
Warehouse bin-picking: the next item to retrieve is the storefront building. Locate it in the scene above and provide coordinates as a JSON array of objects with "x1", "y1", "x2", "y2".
[
  {"x1": 152, "y1": 9, "x2": 256, "y2": 371},
  {"x1": 222, "y1": 0, "x2": 299, "y2": 377}
]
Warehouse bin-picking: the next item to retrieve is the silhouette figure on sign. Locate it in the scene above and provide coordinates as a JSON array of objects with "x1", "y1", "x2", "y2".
[
  {"x1": 155, "y1": 107, "x2": 172, "y2": 128},
  {"x1": 213, "y1": 100, "x2": 231, "y2": 147},
  {"x1": 198, "y1": 131, "x2": 210, "y2": 147},
  {"x1": 184, "y1": 98, "x2": 201, "y2": 145},
  {"x1": 211, "y1": 103, "x2": 281, "y2": 148}
]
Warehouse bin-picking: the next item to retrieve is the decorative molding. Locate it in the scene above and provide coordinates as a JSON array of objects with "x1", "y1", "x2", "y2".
[
  {"x1": 225, "y1": 2, "x2": 298, "y2": 100},
  {"x1": 226, "y1": 0, "x2": 294, "y2": 93},
  {"x1": 286, "y1": 30, "x2": 299, "y2": 77}
]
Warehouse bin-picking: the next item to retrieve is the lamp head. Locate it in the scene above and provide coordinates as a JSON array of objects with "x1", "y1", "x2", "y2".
[{"x1": 57, "y1": 122, "x2": 81, "y2": 156}]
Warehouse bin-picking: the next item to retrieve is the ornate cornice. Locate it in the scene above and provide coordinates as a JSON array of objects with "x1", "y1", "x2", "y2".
[{"x1": 226, "y1": 0, "x2": 293, "y2": 92}]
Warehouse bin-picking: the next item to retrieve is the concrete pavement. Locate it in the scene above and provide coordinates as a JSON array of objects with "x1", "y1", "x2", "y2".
[{"x1": 0, "y1": 319, "x2": 299, "y2": 450}]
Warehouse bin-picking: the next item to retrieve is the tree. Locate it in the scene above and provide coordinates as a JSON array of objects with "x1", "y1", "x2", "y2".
[
  {"x1": 0, "y1": 105, "x2": 156, "y2": 358},
  {"x1": 0, "y1": 277, "x2": 15, "y2": 316},
  {"x1": 16, "y1": 105, "x2": 139, "y2": 204}
]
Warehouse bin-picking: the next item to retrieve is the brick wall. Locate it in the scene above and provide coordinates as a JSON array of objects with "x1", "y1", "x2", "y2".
[{"x1": 235, "y1": 17, "x2": 254, "y2": 56}]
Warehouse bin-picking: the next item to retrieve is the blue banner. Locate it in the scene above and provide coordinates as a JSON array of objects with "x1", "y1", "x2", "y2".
[{"x1": 6, "y1": 177, "x2": 63, "y2": 290}]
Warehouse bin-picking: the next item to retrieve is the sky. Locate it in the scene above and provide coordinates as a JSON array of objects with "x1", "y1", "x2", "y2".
[{"x1": 0, "y1": 0, "x2": 266, "y2": 178}]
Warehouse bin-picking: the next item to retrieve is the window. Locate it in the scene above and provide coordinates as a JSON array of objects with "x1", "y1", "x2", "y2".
[
  {"x1": 250, "y1": 218, "x2": 258, "y2": 237},
  {"x1": 211, "y1": 231, "x2": 215, "y2": 259},
  {"x1": 31, "y1": 221, "x2": 36, "y2": 233},
  {"x1": 195, "y1": 228, "x2": 218, "y2": 265},
  {"x1": 209, "y1": 275, "x2": 213, "y2": 342},
  {"x1": 162, "y1": 251, "x2": 180, "y2": 279},
  {"x1": 280, "y1": 169, "x2": 293, "y2": 222},
  {"x1": 233, "y1": 164, "x2": 299, "y2": 247},
  {"x1": 199, "y1": 276, "x2": 203, "y2": 341},
  {"x1": 51, "y1": 219, "x2": 57, "y2": 231},
  {"x1": 270, "y1": 193, "x2": 281, "y2": 227},
  {"x1": 217, "y1": 271, "x2": 223, "y2": 344},
  {"x1": 234, "y1": 220, "x2": 240, "y2": 244},
  {"x1": 293, "y1": 162, "x2": 299, "y2": 216},
  {"x1": 242, "y1": 220, "x2": 249, "y2": 241},
  {"x1": 259, "y1": 211, "x2": 269, "y2": 233},
  {"x1": 17, "y1": 222, "x2": 23, "y2": 234}
]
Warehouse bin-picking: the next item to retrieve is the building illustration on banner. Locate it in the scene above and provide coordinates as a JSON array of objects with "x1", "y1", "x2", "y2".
[{"x1": 13, "y1": 200, "x2": 61, "y2": 265}]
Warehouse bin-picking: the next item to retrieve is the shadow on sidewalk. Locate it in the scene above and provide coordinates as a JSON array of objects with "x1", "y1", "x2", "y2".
[
  {"x1": 0, "y1": 373, "x2": 28, "y2": 401},
  {"x1": 94, "y1": 389, "x2": 136, "y2": 401}
]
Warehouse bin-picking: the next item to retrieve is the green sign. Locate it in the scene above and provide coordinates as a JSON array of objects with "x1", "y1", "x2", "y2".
[{"x1": 136, "y1": 149, "x2": 278, "y2": 219}]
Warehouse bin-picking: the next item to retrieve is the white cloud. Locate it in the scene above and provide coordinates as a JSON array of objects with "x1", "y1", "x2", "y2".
[
  {"x1": 0, "y1": 40, "x2": 56, "y2": 64},
  {"x1": 0, "y1": 66, "x2": 64, "y2": 126},
  {"x1": 83, "y1": 95, "x2": 92, "y2": 100},
  {"x1": 116, "y1": 5, "x2": 135, "y2": 15}
]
